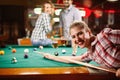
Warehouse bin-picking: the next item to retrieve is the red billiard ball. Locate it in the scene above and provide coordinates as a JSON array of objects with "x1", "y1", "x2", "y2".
[{"x1": 12, "y1": 48, "x2": 16, "y2": 53}]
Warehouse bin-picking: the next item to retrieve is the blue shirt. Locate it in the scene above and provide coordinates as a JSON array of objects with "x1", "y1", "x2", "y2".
[{"x1": 59, "y1": 5, "x2": 82, "y2": 40}]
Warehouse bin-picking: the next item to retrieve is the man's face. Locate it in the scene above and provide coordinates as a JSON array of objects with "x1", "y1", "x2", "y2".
[
  {"x1": 63, "y1": 0, "x2": 73, "y2": 7},
  {"x1": 70, "y1": 26, "x2": 90, "y2": 48}
]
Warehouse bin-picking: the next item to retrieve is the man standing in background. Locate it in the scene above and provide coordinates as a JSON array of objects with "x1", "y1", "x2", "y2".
[{"x1": 59, "y1": 0, "x2": 82, "y2": 56}]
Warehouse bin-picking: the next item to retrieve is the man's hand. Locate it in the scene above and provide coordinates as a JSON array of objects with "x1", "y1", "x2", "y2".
[{"x1": 43, "y1": 53, "x2": 55, "y2": 60}]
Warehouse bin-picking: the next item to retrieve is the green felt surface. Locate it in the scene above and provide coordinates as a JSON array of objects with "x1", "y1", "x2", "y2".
[{"x1": 0, "y1": 45, "x2": 99, "y2": 68}]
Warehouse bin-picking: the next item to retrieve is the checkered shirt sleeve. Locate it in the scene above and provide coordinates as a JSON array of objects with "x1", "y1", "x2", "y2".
[
  {"x1": 31, "y1": 13, "x2": 51, "y2": 40},
  {"x1": 80, "y1": 28, "x2": 120, "y2": 68}
]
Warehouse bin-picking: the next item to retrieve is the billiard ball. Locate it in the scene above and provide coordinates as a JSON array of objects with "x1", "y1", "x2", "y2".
[
  {"x1": 13, "y1": 59, "x2": 17, "y2": 63},
  {"x1": 54, "y1": 52, "x2": 59, "y2": 56},
  {"x1": 12, "y1": 59, "x2": 17, "y2": 63},
  {"x1": 33, "y1": 48, "x2": 37, "y2": 51},
  {"x1": 1, "y1": 50, "x2": 4, "y2": 55},
  {"x1": 39, "y1": 46, "x2": 43, "y2": 49},
  {"x1": 0, "y1": 51, "x2": 1, "y2": 55},
  {"x1": 11, "y1": 57, "x2": 17, "y2": 63},
  {"x1": 8, "y1": 46, "x2": 12, "y2": 50},
  {"x1": 12, "y1": 57, "x2": 16, "y2": 60},
  {"x1": 24, "y1": 53, "x2": 28, "y2": 58},
  {"x1": 24, "y1": 49, "x2": 29, "y2": 53},
  {"x1": 12, "y1": 48, "x2": 16, "y2": 53},
  {"x1": 0, "y1": 50, "x2": 5, "y2": 55},
  {"x1": 62, "y1": 49, "x2": 66, "y2": 54},
  {"x1": 72, "y1": 54, "x2": 76, "y2": 56}
]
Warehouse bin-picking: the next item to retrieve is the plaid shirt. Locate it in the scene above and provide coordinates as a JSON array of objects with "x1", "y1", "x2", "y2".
[
  {"x1": 81, "y1": 28, "x2": 120, "y2": 68},
  {"x1": 31, "y1": 13, "x2": 51, "y2": 40}
]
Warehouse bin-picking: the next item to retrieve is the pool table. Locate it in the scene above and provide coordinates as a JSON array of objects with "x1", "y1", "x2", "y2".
[{"x1": 0, "y1": 45, "x2": 118, "y2": 80}]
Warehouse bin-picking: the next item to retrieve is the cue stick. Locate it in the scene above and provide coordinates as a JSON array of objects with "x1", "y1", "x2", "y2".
[
  {"x1": 59, "y1": 57, "x2": 116, "y2": 73},
  {"x1": 34, "y1": 51, "x2": 116, "y2": 73}
]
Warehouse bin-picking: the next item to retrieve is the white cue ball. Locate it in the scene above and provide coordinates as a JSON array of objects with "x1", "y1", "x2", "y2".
[
  {"x1": 39, "y1": 46, "x2": 43, "y2": 49},
  {"x1": 24, "y1": 49, "x2": 29, "y2": 53},
  {"x1": 62, "y1": 49, "x2": 66, "y2": 54}
]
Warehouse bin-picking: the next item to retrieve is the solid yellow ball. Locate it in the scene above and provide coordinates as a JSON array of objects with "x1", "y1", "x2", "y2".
[{"x1": 0, "y1": 50, "x2": 5, "y2": 55}]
